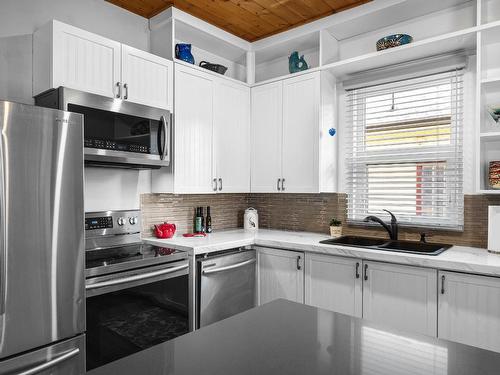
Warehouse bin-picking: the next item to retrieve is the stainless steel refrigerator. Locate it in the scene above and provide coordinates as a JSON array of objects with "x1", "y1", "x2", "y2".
[{"x1": 0, "y1": 101, "x2": 85, "y2": 374}]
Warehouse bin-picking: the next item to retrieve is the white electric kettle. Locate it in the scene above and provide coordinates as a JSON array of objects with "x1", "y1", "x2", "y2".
[{"x1": 244, "y1": 208, "x2": 259, "y2": 231}]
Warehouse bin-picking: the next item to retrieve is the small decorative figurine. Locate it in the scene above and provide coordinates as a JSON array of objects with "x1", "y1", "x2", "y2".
[
  {"x1": 488, "y1": 105, "x2": 500, "y2": 123},
  {"x1": 288, "y1": 51, "x2": 308, "y2": 74},
  {"x1": 175, "y1": 43, "x2": 195, "y2": 64}
]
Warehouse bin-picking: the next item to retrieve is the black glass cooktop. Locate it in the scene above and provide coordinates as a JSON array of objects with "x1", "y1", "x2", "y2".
[{"x1": 85, "y1": 244, "x2": 186, "y2": 277}]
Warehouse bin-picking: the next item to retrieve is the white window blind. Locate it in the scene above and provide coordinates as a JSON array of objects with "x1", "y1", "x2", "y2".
[{"x1": 345, "y1": 69, "x2": 464, "y2": 230}]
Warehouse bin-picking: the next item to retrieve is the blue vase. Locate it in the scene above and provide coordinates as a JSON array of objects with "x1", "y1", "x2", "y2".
[{"x1": 175, "y1": 43, "x2": 195, "y2": 64}]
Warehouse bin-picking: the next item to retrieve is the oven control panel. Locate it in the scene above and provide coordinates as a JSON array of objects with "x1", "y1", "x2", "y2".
[
  {"x1": 85, "y1": 210, "x2": 142, "y2": 237},
  {"x1": 85, "y1": 216, "x2": 113, "y2": 230}
]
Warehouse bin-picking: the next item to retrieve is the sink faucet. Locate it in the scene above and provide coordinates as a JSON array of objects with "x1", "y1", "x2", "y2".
[{"x1": 363, "y1": 209, "x2": 398, "y2": 240}]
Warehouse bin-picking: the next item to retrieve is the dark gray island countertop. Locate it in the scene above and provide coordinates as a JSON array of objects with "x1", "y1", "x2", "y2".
[{"x1": 88, "y1": 299, "x2": 500, "y2": 375}]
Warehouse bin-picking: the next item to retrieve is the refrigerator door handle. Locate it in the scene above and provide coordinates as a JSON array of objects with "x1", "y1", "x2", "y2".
[
  {"x1": 17, "y1": 348, "x2": 80, "y2": 375},
  {"x1": 0, "y1": 133, "x2": 6, "y2": 315}
]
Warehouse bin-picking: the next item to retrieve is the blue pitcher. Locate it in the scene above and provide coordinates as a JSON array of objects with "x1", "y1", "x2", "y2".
[{"x1": 175, "y1": 43, "x2": 195, "y2": 64}]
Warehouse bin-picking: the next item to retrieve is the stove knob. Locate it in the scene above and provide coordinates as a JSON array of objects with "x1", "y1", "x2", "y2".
[
  {"x1": 117, "y1": 217, "x2": 125, "y2": 226},
  {"x1": 129, "y1": 217, "x2": 138, "y2": 225}
]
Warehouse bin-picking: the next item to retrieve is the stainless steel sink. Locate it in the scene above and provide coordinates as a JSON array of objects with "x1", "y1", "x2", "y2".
[{"x1": 320, "y1": 236, "x2": 451, "y2": 256}]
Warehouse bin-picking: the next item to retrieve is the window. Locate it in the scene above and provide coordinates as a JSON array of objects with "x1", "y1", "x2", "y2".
[{"x1": 346, "y1": 70, "x2": 464, "y2": 229}]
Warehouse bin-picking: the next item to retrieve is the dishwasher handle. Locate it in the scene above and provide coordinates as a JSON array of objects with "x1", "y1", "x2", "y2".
[{"x1": 202, "y1": 258, "x2": 256, "y2": 275}]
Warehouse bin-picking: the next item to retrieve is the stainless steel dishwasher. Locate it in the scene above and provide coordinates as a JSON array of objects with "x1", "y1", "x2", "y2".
[{"x1": 197, "y1": 249, "x2": 256, "y2": 328}]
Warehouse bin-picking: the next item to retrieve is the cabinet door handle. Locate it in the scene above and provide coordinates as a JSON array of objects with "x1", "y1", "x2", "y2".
[
  {"x1": 218, "y1": 178, "x2": 222, "y2": 191},
  {"x1": 355, "y1": 262, "x2": 360, "y2": 279},
  {"x1": 441, "y1": 275, "x2": 445, "y2": 294},
  {"x1": 123, "y1": 83, "x2": 129, "y2": 100},
  {"x1": 212, "y1": 178, "x2": 217, "y2": 191},
  {"x1": 364, "y1": 264, "x2": 368, "y2": 281},
  {"x1": 281, "y1": 178, "x2": 285, "y2": 191},
  {"x1": 296, "y1": 255, "x2": 301, "y2": 270},
  {"x1": 277, "y1": 178, "x2": 281, "y2": 191},
  {"x1": 116, "y1": 82, "x2": 121, "y2": 98}
]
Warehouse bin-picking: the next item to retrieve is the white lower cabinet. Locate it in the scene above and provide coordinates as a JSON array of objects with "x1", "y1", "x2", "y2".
[
  {"x1": 362, "y1": 261, "x2": 437, "y2": 336},
  {"x1": 305, "y1": 253, "x2": 362, "y2": 317},
  {"x1": 257, "y1": 247, "x2": 304, "y2": 305},
  {"x1": 438, "y1": 271, "x2": 500, "y2": 352}
]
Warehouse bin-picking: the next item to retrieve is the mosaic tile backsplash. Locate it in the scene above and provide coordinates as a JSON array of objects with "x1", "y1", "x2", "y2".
[{"x1": 141, "y1": 193, "x2": 500, "y2": 248}]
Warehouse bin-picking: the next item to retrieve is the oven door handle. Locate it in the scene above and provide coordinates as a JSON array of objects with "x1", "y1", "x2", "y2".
[
  {"x1": 202, "y1": 258, "x2": 255, "y2": 275},
  {"x1": 86, "y1": 263, "x2": 188, "y2": 290},
  {"x1": 159, "y1": 115, "x2": 170, "y2": 163}
]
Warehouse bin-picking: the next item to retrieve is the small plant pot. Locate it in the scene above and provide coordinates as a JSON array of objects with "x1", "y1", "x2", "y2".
[{"x1": 330, "y1": 226, "x2": 342, "y2": 237}]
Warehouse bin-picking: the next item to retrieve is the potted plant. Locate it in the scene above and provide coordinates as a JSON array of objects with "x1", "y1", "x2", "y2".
[{"x1": 329, "y1": 218, "x2": 342, "y2": 237}]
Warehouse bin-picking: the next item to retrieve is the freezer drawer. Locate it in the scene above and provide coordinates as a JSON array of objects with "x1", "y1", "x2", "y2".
[
  {"x1": 197, "y1": 250, "x2": 256, "y2": 328},
  {"x1": 0, "y1": 334, "x2": 85, "y2": 375}
]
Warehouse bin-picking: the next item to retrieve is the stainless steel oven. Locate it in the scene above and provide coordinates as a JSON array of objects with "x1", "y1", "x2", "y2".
[
  {"x1": 85, "y1": 210, "x2": 190, "y2": 371},
  {"x1": 35, "y1": 87, "x2": 171, "y2": 169}
]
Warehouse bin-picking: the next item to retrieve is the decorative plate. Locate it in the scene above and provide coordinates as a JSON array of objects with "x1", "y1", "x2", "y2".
[{"x1": 376, "y1": 34, "x2": 413, "y2": 51}]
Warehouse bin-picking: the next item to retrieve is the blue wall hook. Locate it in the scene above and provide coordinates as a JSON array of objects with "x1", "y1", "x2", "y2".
[{"x1": 328, "y1": 128, "x2": 336, "y2": 137}]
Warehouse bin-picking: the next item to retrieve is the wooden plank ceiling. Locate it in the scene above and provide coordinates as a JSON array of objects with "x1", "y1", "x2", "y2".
[{"x1": 106, "y1": 0, "x2": 371, "y2": 41}]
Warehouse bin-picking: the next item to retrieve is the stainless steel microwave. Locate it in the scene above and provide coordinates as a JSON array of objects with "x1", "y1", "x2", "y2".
[{"x1": 35, "y1": 87, "x2": 171, "y2": 169}]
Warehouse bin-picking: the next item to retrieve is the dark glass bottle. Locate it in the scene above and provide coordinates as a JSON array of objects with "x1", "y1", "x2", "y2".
[
  {"x1": 206, "y1": 206, "x2": 212, "y2": 233},
  {"x1": 200, "y1": 207, "x2": 205, "y2": 232},
  {"x1": 195, "y1": 207, "x2": 202, "y2": 233}
]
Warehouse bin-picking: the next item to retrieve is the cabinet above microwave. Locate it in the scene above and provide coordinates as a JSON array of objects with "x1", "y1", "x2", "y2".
[{"x1": 33, "y1": 20, "x2": 173, "y2": 111}]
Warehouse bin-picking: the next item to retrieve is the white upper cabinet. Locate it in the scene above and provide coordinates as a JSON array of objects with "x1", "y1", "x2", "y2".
[
  {"x1": 34, "y1": 20, "x2": 173, "y2": 110},
  {"x1": 214, "y1": 79, "x2": 251, "y2": 193},
  {"x1": 363, "y1": 261, "x2": 437, "y2": 337},
  {"x1": 174, "y1": 65, "x2": 214, "y2": 193},
  {"x1": 257, "y1": 247, "x2": 304, "y2": 305},
  {"x1": 251, "y1": 71, "x2": 320, "y2": 193},
  {"x1": 438, "y1": 271, "x2": 500, "y2": 352},
  {"x1": 251, "y1": 81, "x2": 283, "y2": 193},
  {"x1": 170, "y1": 63, "x2": 250, "y2": 194},
  {"x1": 34, "y1": 20, "x2": 121, "y2": 99},
  {"x1": 305, "y1": 253, "x2": 362, "y2": 317},
  {"x1": 282, "y1": 73, "x2": 320, "y2": 193},
  {"x1": 121, "y1": 45, "x2": 173, "y2": 110}
]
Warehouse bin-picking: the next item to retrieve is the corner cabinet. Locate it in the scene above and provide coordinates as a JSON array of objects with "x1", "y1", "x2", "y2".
[
  {"x1": 251, "y1": 72, "x2": 321, "y2": 193},
  {"x1": 171, "y1": 63, "x2": 250, "y2": 194},
  {"x1": 257, "y1": 247, "x2": 304, "y2": 305},
  {"x1": 438, "y1": 271, "x2": 500, "y2": 352},
  {"x1": 33, "y1": 20, "x2": 173, "y2": 110}
]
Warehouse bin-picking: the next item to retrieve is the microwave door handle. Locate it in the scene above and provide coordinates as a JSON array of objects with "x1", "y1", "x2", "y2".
[{"x1": 160, "y1": 115, "x2": 169, "y2": 162}]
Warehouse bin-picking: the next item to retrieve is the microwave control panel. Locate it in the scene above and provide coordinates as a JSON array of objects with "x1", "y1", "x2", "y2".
[{"x1": 84, "y1": 138, "x2": 149, "y2": 154}]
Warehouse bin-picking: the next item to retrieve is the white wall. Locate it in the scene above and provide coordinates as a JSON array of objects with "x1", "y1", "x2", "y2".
[
  {"x1": 84, "y1": 168, "x2": 152, "y2": 212},
  {"x1": 0, "y1": 0, "x2": 149, "y2": 50}
]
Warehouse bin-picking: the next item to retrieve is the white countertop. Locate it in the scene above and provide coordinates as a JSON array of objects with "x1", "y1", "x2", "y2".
[{"x1": 143, "y1": 229, "x2": 500, "y2": 277}]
